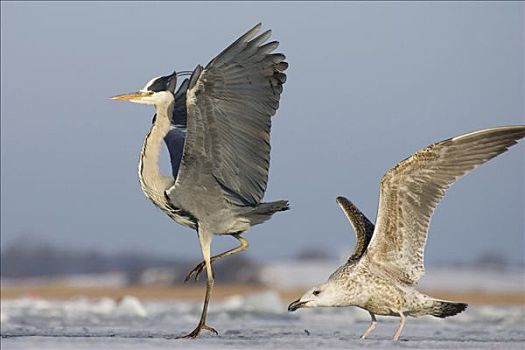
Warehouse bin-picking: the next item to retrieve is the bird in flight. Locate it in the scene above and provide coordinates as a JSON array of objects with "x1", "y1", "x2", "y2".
[
  {"x1": 112, "y1": 23, "x2": 289, "y2": 338},
  {"x1": 288, "y1": 125, "x2": 525, "y2": 340}
]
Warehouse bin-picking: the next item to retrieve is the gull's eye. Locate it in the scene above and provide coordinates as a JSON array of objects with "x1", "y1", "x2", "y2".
[{"x1": 313, "y1": 290, "x2": 321, "y2": 296}]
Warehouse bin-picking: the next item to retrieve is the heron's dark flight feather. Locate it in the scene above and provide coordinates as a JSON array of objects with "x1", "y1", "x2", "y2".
[
  {"x1": 156, "y1": 78, "x2": 190, "y2": 180},
  {"x1": 172, "y1": 78, "x2": 189, "y2": 127}
]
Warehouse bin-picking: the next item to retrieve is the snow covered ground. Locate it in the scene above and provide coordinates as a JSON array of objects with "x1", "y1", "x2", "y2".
[{"x1": 2, "y1": 291, "x2": 524, "y2": 350}]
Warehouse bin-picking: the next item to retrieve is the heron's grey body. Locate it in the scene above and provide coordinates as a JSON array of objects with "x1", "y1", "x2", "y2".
[
  {"x1": 288, "y1": 126, "x2": 525, "y2": 341},
  {"x1": 113, "y1": 23, "x2": 288, "y2": 338}
]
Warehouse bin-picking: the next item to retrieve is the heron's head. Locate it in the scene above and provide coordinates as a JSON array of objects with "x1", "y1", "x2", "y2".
[
  {"x1": 288, "y1": 281, "x2": 345, "y2": 311},
  {"x1": 111, "y1": 72, "x2": 177, "y2": 106}
]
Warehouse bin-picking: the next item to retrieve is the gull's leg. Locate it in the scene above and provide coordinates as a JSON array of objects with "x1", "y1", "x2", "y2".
[
  {"x1": 392, "y1": 311, "x2": 406, "y2": 341},
  {"x1": 177, "y1": 229, "x2": 218, "y2": 339},
  {"x1": 360, "y1": 311, "x2": 377, "y2": 339},
  {"x1": 184, "y1": 233, "x2": 249, "y2": 282}
]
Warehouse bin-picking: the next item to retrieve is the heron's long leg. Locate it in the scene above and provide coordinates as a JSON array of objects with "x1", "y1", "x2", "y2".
[
  {"x1": 177, "y1": 229, "x2": 217, "y2": 339},
  {"x1": 360, "y1": 311, "x2": 377, "y2": 339},
  {"x1": 392, "y1": 311, "x2": 406, "y2": 341},
  {"x1": 184, "y1": 233, "x2": 249, "y2": 282}
]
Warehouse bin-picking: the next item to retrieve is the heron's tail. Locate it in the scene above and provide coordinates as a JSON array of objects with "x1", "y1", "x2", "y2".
[
  {"x1": 246, "y1": 200, "x2": 290, "y2": 226},
  {"x1": 428, "y1": 299, "x2": 467, "y2": 318}
]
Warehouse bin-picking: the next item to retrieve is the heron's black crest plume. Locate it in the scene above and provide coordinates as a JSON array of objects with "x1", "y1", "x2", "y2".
[{"x1": 146, "y1": 71, "x2": 177, "y2": 93}]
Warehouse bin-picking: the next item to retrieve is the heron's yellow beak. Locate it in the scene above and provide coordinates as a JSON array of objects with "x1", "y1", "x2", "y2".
[{"x1": 110, "y1": 91, "x2": 152, "y2": 101}]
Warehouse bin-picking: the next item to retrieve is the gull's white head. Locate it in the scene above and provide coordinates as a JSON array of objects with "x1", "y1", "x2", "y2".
[
  {"x1": 288, "y1": 281, "x2": 346, "y2": 311},
  {"x1": 111, "y1": 72, "x2": 177, "y2": 106}
]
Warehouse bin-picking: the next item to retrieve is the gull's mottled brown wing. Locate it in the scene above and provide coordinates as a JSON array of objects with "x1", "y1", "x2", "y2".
[
  {"x1": 336, "y1": 196, "x2": 375, "y2": 262},
  {"x1": 175, "y1": 23, "x2": 287, "y2": 206},
  {"x1": 363, "y1": 126, "x2": 525, "y2": 285}
]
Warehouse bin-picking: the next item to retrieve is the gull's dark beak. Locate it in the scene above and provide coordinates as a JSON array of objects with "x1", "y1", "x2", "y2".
[
  {"x1": 288, "y1": 299, "x2": 307, "y2": 312},
  {"x1": 110, "y1": 91, "x2": 151, "y2": 101}
]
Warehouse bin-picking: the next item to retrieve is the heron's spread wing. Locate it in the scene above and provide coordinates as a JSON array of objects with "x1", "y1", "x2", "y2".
[
  {"x1": 363, "y1": 126, "x2": 525, "y2": 285},
  {"x1": 336, "y1": 196, "x2": 375, "y2": 263},
  {"x1": 179, "y1": 23, "x2": 288, "y2": 206}
]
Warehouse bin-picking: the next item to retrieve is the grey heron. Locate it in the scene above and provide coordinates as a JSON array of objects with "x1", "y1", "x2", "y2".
[
  {"x1": 112, "y1": 23, "x2": 289, "y2": 338},
  {"x1": 288, "y1": 125, "x2": 525, "y2": 340}
]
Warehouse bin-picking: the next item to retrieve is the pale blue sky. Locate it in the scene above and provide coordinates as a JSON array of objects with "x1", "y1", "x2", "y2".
[{"x1": 1, "y1": 2, "x2": 523, "y2": 265}]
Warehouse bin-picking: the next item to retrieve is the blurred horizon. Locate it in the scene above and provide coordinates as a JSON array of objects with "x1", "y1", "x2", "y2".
[
  {"x1": 1, "y1": 2, "x2": 524, "y2": 269},
  {"x1": 2, "y1": 235, "x2": 522, "y2": 294},
  {"x1": 1, "y1": 232, "x2": 521, "y2": 275}
]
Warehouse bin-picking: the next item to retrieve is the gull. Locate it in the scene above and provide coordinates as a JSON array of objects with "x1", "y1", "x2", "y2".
[{"x1": 288, "y1": 125, "x2": 525, "y2": 340}]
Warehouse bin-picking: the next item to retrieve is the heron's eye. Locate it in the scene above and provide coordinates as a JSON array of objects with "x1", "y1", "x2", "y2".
[{"x1": 313, "y1": 290, "x2": 321, "y2": 296}]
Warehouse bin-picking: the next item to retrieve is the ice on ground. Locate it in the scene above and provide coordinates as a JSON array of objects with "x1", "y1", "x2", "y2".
[
  {"x1": 215, "y1": 291, "x2": 285, "y2": 314},
  {"x1": 1, "y1": 291, "x2": 524, "y2": 350},
  {"x1": 115, "y1": 296, "x2": 147, "y2": 318}
]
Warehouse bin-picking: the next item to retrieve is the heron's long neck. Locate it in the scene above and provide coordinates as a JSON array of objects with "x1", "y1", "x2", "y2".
[{"x1": 138, "y1": 106, "x2": 173, "y2": 204}]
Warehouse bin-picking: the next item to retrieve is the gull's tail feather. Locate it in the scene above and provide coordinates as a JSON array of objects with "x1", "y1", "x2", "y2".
[{"x1": 428, "y1": 300, "x2": 468, "y2": 318}]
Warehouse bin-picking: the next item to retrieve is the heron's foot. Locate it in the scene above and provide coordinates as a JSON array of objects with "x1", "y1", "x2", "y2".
[
  {"x1": 184, "y1": 262, "x2": 205, "y2": 283},
  {"x1": 184, "y1": 262, "x2": 214, "y2": 283},
  {"x1": 176, "y1": 323, "x2": 218, "y2": 339}
]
